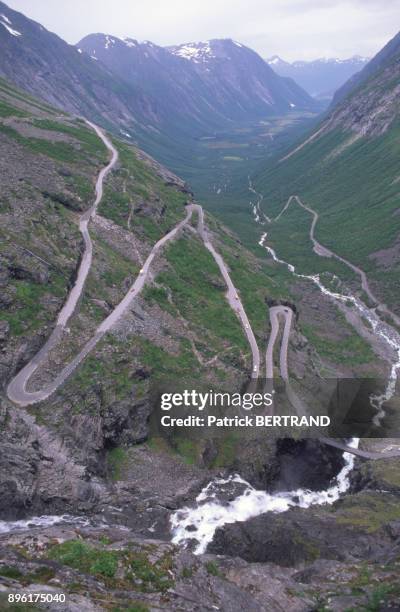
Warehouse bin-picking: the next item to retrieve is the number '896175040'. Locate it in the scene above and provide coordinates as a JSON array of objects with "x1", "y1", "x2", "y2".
[{"x1": 8, "y1": 593, "x2": 66, "y2": 604}]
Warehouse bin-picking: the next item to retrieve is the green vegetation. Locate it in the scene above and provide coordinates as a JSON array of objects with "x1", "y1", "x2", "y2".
[
  {"x1": 71, "y1": 338, "x2": 136, "y2": 403},
  {"x1": 262, "y1": 202, "x2": 356, "y2": 281},
  {"x1": 0, "y1": 274, "x2": 66, "y2": 336},
  {"x1": 0, "y1": 76, "x2": 61, "y2": 115},
  {"x1": 0, "y1": 566, "x2": 23, "y2": 580},
  {"x1": 84, "y1": 232, "x2": 139, "y2": 302},
  {"x1": 219, "y1": 243, "x2": 286, "y2": 335},
  {"x1": 0, "y1": 99, "x2": 28, "y2": 118},
  {"x1": 253, "y1": 122, "x2": 400, "y2": 309},
  {"x1": 0, "y1": 116, "x2": 107, "y2": 165},
  {"x1": 32, "y1": 118, "x2": 107, "y2": 160},
  {"x1": 301, "y1": 319, "x2": 375, "y2": 366},
  {"x1": 1, "y1": 280, "x2": 44, "y2": 335},
  {"x1": 174, "y1": 438, "x2": 198, "y2": 465},
  {"x1": 99, "y1": 140, "x2": 188, "y2": 242},
  {"x1": 0, "y1": 123, "x2": 89, "y2": 164},
  {"x1": 333, "y1": 492, "x2": 400, "y2": 532},
  {"x1": 363, "y1": 458, "x2": 400, "y2": 490},
  {"x1": 205, "y1": 561, "x2": 222, "y2": 577},
  {"x1": 107, "y1": 446, "x2": 128, "y2": 481},
  {"x1": 113, "y1": 605, "x2": 149, "y2": 612},
  {"x1": 0, "y1": 564, "x2": 55, "y2": 585},
  {"x1": 137, "y1": 337, "x2": 198, "y2": 380},
  {"x1": 66, "y1": 174, "x2": 93, "y2": 205},
  {"x1": 365, "y1": 584, "x2": 400, "y2": 611},
  {"x1": 157, "y1": 234, "x2": 247, "y2": 352},
  {"x1": 48, "y1": 538, "x2": 174, "y2": 593},
  {"x1": 211, "y1": 432, "x2": 240, "y2": 467},
  {"x1": 143, "y1": 285, "x2": 175, "y2": 315},
  {"x1": 129, "y1": 552, "x2": 173, "y2": 592},
  {"x1": 181, "y1": 566, "x2": 195, "y2": 578},
  {"x1": 76, "y1": 232, "x2": 141, "y2": 324},
  {"x1": 48, "y1": 540, "x2": 118, "y2": 578},
  {"x1": 174, "y1": 113, "x2": 318, "y2": 252}
]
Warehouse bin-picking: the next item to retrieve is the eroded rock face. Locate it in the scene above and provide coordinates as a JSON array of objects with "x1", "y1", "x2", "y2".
[
  {"x1": 272, "y1": 438, "x2": 345, "y2": 492},
  {"x1": 208, "y1": 491, "x2": 400, "y2": 567},
  {"x1": 0, "y1": 525, "x2": 399, "y2": 612},
  {"x1": 101, "y1": 396, "x2": 150, "y2": 446},
  {"x1": 0, "y1": 402, "x2": 107, "y2": 519}
]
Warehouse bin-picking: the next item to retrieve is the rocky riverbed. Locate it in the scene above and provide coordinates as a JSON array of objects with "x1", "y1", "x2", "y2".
[
  {"x1": 1, "y1": 426, "x2": 400, "y2": 610},
  {"x1": 0, "y1": 514, "x2": 399, "y2": 611}
]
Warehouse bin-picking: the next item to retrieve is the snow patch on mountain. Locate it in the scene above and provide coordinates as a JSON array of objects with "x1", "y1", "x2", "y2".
[
  {"x1": 123, "y1": 37, "x2": 138, "y2": 48},
  {"x1": 268, "y1": 55, "x2": 283, "y2": 65},
  {"x1": 267, "y1": 55, "x2": 369, "y2": 68},
  {"x1": 105, "y1": 35, "x2": 116, "y2": 50},
  {"x1": 170, "y1": 41, "x2": 215, "y2": 63},
  {"x1": 1, "y1": 20, "x2": 22, "y2": 37}
]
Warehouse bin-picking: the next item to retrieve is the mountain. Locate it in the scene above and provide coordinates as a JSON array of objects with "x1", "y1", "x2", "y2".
[
  {"x1": 167, "y1": 39, "x2": 317, "y2": 113},
  {"x1": 1, "y1": 4, "x2": 399, "y2": 608},
  {"x1": 0, "y1": 0, "x2": 319, "y2": 186},
  {"x1": 0, "y1": 70, "x2": 267, "y2": 606},
  {"x1": 332, "y1": 30, "x2": 400, "y2": 105},
  {"x1": 254, "y1": 31, "x2": 400, "y2": 315},
  {"x1": 78, "y1": 35, "x2": 318, "y2": 128},
  {"x1": 0, "y1": 71, "x2": 288, "y2": 515},
  {"x1": 266, "y1": 55, "x2": 369, "y2": 100},
  {"x1": 1, "y1": 76, "x2": 398, "y2": 612},
  {"x1": 77, "y1": 34, "x2": 228, "y2": 137},
  {"x1": 0, "y1": 1, "x2": 153, "y2": 134},
  {"x1": 0, "y1": 0, "x2": 317, "y2": 140}
]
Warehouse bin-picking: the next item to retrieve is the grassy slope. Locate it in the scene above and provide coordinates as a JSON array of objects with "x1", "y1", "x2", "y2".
[
  {"x1": 0, "y1": 77, "x2": 282, "y2": 404},
  {"x1": 253, "y1": 111, "x2": 400, "y2": 313},
  {"x1": 0, "y1": 81, "x2": 107, "y2": 341}
]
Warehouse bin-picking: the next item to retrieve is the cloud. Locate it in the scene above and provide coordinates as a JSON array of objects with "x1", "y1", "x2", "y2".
[{"x1": 5, "y1": 0, "x2": 400, "y2": 61}]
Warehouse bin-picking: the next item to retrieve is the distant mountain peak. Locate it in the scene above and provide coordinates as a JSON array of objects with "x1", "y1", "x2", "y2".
[
  {"x1": 122, "y1": 37, "x2": 138, "y2": 48},
  {"x1": 267, "y1": 55, "x2": 369, "y2": 67},
  {"x1": 169, "y1": 40, "x2": 217, "y2": 63},
  {"x1": 267, "y1": 54, "x2": 370, "y2": 100},
  {"x1": 168, "y1": 39, "x2": 248, "y2": 63},
  {"x1": 266, "y1": 55, "x2": 288, "y2": 66},
  {"x1": 297, "y1": 56, "x2": 370, "y2": 65}
]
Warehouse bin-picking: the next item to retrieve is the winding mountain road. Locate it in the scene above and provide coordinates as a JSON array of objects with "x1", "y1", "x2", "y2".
[
  {"x1": 265, "y1": 305, "x2": 400, "y2": 460},
  {"x1": 194, "y1": 204, "x2": 260, "y2": 378},
  {"x1": 319, "y1": 437, "x2": 400, "y2": 459},
  {"x1": 7, "y1": 125, "x2": 259, "y2": 406},
  {"x1": 7, "y1": 122, "x2": 118, "y2": 406},
  {"x1": 285, "y1": 195, "x2": 400, "y2": 327},
  {"x1": 265, "y1": 306, "x2": 292, "y2": 380},
  {"x1": 261, "y1": 195, "x2": 400, "y2": 460},
  {"x1": 8, "y1": 118, "x2": 396, "y2": 462}
]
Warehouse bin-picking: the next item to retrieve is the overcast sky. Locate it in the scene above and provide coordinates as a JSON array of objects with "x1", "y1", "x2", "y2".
[{"x1": 4, "y1": 0, "x2": 400, "y2": 61}]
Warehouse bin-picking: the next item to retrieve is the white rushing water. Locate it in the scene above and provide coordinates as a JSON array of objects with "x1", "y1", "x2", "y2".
[
  {"x1": 0, "y1": 514, "x2": 91, "y2": 534},
  {"x1": 257, "y1": 231, "x2": 400, "y2": 425},
  {"x1": 171, "y1": 438, "x2": 359, "y2": 554},
  {"x1": 248, "y1": 177, "x2": 270, "y2": 224},
  {"x1": 171, "y1": 198, "x2": 400, "y2": 556}
]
